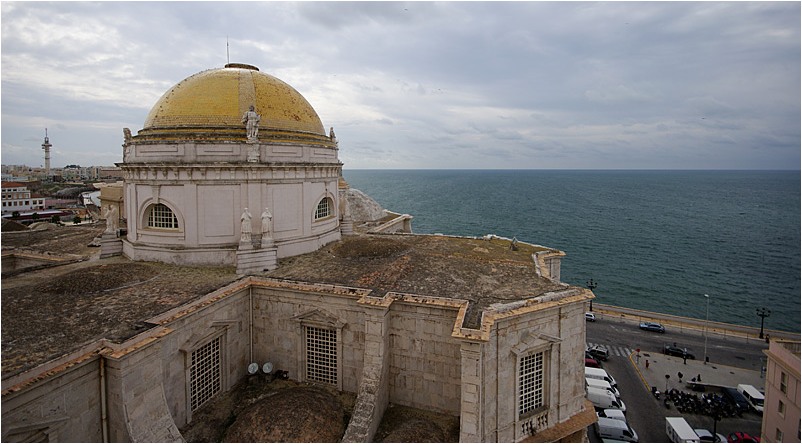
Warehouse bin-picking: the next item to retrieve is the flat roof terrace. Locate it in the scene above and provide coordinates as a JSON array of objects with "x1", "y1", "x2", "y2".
[
  {"x1": 2, "y1": 226, "x2": 569, "y2": 379},
  {"x1": 266, "y1": 234, "x2": 569, "y2": 328},
  {"x1": 1, "y1": 224, "x2": 240, "y2": 378}
]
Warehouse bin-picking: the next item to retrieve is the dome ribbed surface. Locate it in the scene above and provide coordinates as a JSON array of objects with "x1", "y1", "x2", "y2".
[{"x1": 138, "y1": 64, "x2": 326, "y2": 142}]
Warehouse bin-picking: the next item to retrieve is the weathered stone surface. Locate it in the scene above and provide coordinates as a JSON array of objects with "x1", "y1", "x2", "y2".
[{"x1": 222, "y1": 386, "x2": 345, "y2": 442}]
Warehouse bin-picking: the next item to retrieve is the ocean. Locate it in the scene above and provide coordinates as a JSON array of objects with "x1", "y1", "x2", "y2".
[{"x1": 342, "y1": 170, "x2": 800, "y2": 333}]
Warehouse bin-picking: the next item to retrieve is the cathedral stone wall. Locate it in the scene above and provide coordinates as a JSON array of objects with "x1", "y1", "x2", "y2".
[
  {"x1": 387, "y1": 302, "x2": 463, "y2": 413},
  {"x1": 250, "y1": 285, "x2": 367, "y2": 393},
  {"x1": 150, "y1": 287, "x2": 251, "y2": 427},
  {"x1": 1, "y1": 355, "x2": 103, "y2": 443},
  {"x1": 2, "y1": 278, "x2": 590, "y2": 443},
  {"x1": 478, "y1": 300, "x2": 588, "y2": 442}
]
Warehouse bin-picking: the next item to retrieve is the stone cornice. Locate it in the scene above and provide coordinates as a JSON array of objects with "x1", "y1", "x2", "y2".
[{"x1": 120, "y1": 163, "x2": 343, "y2": 182}]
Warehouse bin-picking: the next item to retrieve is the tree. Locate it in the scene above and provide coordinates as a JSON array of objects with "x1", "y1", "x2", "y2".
[
  {"x1": 51, "y1": 214, "x2": 61, "y2": 224},
  {"x1": 73, "y1": 216, "x2": 82, "y2": 225},
  {"x1": 31, "y1": 213, "x2": 40, "y2": 221},
  {"x1": 11, "y1": 211, "x2": 20, "y2": 219}
]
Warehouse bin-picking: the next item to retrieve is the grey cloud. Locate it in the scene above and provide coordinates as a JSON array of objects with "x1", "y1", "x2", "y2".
[{"x1": 1, "y1": 1, "x2": 799, "y2": 169}]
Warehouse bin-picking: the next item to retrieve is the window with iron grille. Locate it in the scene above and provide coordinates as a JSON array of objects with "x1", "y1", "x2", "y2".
[
  {"x1": 306, "y1": 326, "x2": 337, "y2": 385},
  {"x1": 314, "y1": 198, "x2": 332, "y2": 220},
  {"x1": 519, "y1": 351, "x2": 544, "y2": 416},
  {"x1": 148, "y1": 203, "x2": 179, "y2": 229},
  {"x1": 189, "y1": 336, "x2": 221, "y2": 411}
]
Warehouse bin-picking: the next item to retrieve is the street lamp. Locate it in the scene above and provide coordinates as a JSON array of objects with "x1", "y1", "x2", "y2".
[
  {"x1": 703, "y1": 294, "x2": 710, "y2": 365},
  {"x1": 756, "y1": 307, "x2": 771, "y2": 339},
  {"x1": 586, "y1": 279, "x2": 597, "y2": 312}
]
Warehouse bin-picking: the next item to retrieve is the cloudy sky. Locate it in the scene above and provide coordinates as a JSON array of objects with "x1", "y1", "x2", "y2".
[{"x1": 1, "y1": 1, "x2": 799, "y2": 169}]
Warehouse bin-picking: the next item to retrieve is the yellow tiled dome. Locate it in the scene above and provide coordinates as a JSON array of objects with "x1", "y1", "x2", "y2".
[{"x1": 136, "y1": 64, "x2": 328, "y2": 143}]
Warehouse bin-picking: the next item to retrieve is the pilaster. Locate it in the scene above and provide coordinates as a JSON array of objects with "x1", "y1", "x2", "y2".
[{"x1": 459, "y1": 341, "x2": 484, "y2": 442}]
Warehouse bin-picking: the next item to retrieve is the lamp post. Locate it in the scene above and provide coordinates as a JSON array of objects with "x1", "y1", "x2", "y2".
[
  {"x1": 704, "y1": 294, "x2": 710, "y2": 365},
  {"x1": 586, "y1": 279, "x2": 597, "y2": 312},
  {"x1": 756, "y1": 307, "x2": 771, "y2": 339}
]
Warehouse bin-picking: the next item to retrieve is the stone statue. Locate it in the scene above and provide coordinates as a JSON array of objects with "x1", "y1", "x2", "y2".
[
  {"x1": 240, "y1": 207, "x2": 253, "y2": 242},
  {"x1": 329, "y1": 127, "x2": 337, "y2": 145},
  {"x1": 104, "y1": 204, "x2": 119, "y2": 235},
  {"x1": 241, "y1": 105, "x2": 261, "y2": 142},
  {"x1": 122, "y1": 128, "x2": 133, "y2": 161},
  {"x1": 260, "y1": 207, "x2": 273, "y2": 237}
]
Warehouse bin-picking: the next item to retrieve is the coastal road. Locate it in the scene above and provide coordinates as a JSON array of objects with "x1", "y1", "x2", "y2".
[{"x1": 585, "y1": 313, "x2": 769, "y2": 442}]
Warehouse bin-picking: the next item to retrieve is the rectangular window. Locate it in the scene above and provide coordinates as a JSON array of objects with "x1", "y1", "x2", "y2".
[
  {"x1": 519, "y1": 351, "x2": 545, "y2": 416},
  {"x1": 306, "y1": 326, "x2": 337, "y2": 385},
  {"x1": 778, "y1": 399, "x2": 785, "y2": 416},
  {"x1": 776, "y1": 428, "x2": 783, "y2": 441},
  {"x1": 780, "y1": 372, "x2": 788, "y2": 394},
  {"x1": 189, "y1": 336, "x2": 221, "y2": 411}
]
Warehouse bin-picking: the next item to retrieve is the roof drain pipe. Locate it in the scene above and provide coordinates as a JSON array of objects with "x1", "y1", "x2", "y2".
[
  {"x1": 100, "y1": 356, "x2": 109, "y2": 443},
  {"x1": 249, "y1": 285, "x2": 254, "y2": 364}
]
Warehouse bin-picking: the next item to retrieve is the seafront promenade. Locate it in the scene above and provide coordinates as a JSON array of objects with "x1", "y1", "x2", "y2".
[{"x1": 593, "y1": 303, "x2": 800, "y2": 342}]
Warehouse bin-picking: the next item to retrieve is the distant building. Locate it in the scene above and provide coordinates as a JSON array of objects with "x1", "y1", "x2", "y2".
[
  {"x1": 1, "y1": 181, "x2": 45, "y2": 215},
  {"x1": 761, "y1": 339, "x2": 800, "y2": 443},
  {"x1": 1, "y1": 64, "x2": 595, "y2": 443}
]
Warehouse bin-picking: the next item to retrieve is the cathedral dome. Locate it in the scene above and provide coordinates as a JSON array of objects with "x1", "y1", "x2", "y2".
[{"x1": 134, "y1": 63, "x2": 329, "y2": 144}]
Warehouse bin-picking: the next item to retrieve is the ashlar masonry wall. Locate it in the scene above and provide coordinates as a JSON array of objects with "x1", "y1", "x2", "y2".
[
  {"x1": 474, "y1": 293, "x2": 588, "y2": 442},
  {"x1": 387, "y1": 300, "x2": 463, "y2": 414},
  {"x1": 1, "y1": 351, "x2": 103, "y2": 442},
  {"x1": 145, "y1": 282, "x2": 252, "y2": 427},
  {"x1": 250, "y1": 280, "x2": 370, "y2": 393}
]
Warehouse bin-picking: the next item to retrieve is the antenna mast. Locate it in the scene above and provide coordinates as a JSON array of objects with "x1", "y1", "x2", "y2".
[{"x1": 226, "y1": 36, "x2": 230, "y2": 64}]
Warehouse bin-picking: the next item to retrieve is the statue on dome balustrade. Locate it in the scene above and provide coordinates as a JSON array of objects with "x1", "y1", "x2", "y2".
[
  {"x1": 241, "y1": 105, "x2": 261, "y2": 142},
  {"x1": 329, "y1": 127, "x2": 338, "y2": 146}
]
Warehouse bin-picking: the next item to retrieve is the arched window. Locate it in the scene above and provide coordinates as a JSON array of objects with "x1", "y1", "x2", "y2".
[
  {"x1": 314, "y1": 197, "x2": 333, "y2": 220},
  {"x1": 147, "y1": 203, "x2": 179, "y2": 229}
]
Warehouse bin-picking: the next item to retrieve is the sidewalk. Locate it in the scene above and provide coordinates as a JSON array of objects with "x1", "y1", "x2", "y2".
[{"x1": 629, "y1": 350, "x2": 765, "y2": 393}]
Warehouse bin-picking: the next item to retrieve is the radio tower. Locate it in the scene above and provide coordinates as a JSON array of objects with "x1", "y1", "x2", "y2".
[{"x1": 41, "y1": 128, "x2": 52, "y2": 179}]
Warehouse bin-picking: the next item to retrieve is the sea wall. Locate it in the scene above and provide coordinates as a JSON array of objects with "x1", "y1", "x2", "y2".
[{"x1": 593, "y1": 303, "x2": 800, "y2": 341}]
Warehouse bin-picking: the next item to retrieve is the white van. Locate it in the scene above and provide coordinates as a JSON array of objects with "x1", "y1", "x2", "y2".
[
  {"x1": 665, "y1": 417, "x2": 700, "y2": 443},
  {"x1": 596, "y1": 417, "x2": 639, "y2": 443},
  {"x1": 737, "y1": 384, "x2": 764, "y2": 413},
  {"x1": 587, "y1": 377, "x2": 621, "y2": 397},
  {"x1": 586, "y1": 367, "x2": 618, "y2": 388},
  {"x1": 587, "y1": 386, "x2": 627, "y2": 411},
  {"x1": 597, "y1": 408, "x2": 627, "y2": 422}
]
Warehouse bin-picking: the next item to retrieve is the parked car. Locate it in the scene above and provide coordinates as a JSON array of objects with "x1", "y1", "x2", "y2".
[
  {"x1": 639, "y1": 322, "x2": 666, "y2": 333},
  {"x1": 722, "y1": 387, "x2": 751, "y2": 413},
  {"x1": 663, "y1": 345, "x2": 695, "y2": 359},
  {"x1": 695, "y1": 428, "x2": 727, "y2": 443},
  {"x1": 585, "y1": 356, "x2": 602, "y2": 368},
  {"x1": 727, "y1": 432, "x2": 759, "y2": 443},
  {"x1": 588, "y1": 345, "x2": 610, "y2": 361},
  {"x1": 585, "y1": 312, "x2": 596, "y2": 322}
]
